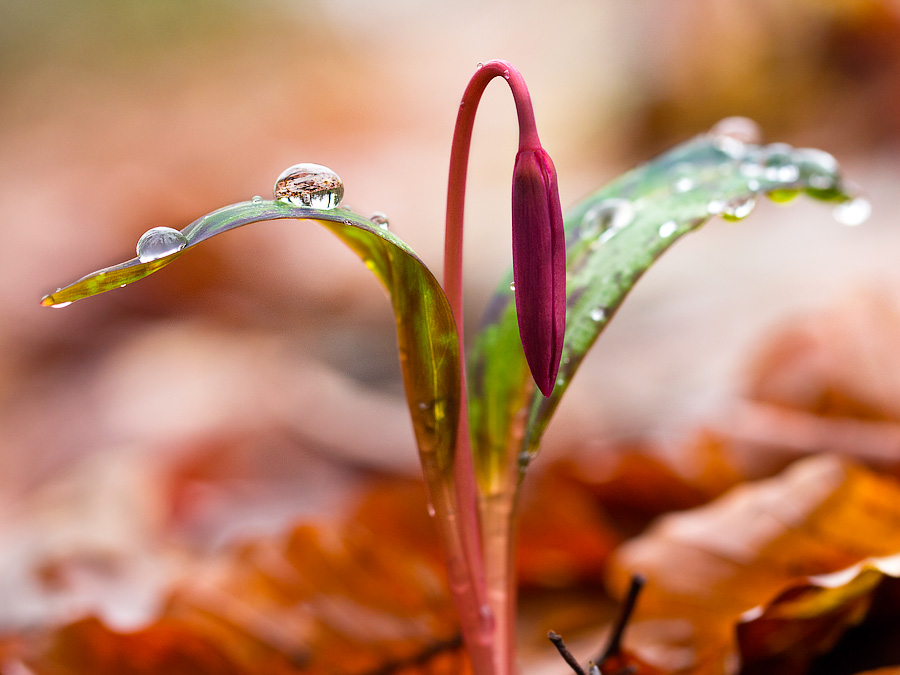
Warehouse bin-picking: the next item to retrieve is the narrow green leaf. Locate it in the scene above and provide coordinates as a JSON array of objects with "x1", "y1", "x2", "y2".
[
  {"x1": 41, "y1": 200, "x2": 460, "y2": 480},
  {"x1": 468, "y1": 134, "x2": 858, "y2": 484}
]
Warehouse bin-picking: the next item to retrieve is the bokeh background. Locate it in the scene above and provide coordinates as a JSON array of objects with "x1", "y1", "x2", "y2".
[{"x1": 2, "y1": 0, "x2": 900, "y2": 658}]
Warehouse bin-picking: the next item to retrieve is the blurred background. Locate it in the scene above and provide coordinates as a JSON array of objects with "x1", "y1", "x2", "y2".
[{"x1": 2, "y1": 0, "x2": 900, "y2": 650}]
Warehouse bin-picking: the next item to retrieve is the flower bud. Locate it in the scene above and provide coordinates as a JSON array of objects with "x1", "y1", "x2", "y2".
[{"x1": 511, "y1": 147, "x2": 566, "y2": 396}]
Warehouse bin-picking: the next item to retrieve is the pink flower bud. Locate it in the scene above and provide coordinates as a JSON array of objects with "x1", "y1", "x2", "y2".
[{"x1": 511, "y1": 147, "x2": 566, "y2": 397}]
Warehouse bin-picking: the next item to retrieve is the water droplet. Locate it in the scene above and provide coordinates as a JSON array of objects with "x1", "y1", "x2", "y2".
[
  {"x1": 502, "y1": 69, "x2": 510, "y2": 80},
  {"x1": 707, "y1": 199, "x2": 726, "y2": 215},
  {"x1": 273, "y1": 163, "x2": 344, "y2": 209},
  {"x1": 476, "y1": 62, "x2": 484, "y2": 69},
  {"x1": 251, "y1": 195, "x2": 263, "y2": 203},
  {"x1": 136, "y1": 227, "x2": 188, "y2": 263},
  {"x1": 50, "y1": 301, "x2": 72, "y2": 309},
  {"x1": 721, "y1": 194, "x2": 757, "y2": 221},
  {"x1": 509, "y1": 282, "x2": 516, "y2": 292},
  {"x1": 478, "y1": 604, "x2": 495, "y2": 637},
  {"x1": 833, "y1": 196, "x2": 871, "y2": 226},
  {"x1": 795, "y1": 148, "x2": 840, "y2": 190},
  {"x1": 762, "y1": 143, "x2": 799, "y2": 183},
  {"x1": 747, "y1": 179, "x2": 761, "y2": 191},
  {"x1": 709, "y1": 116, "x2": 762, "y2": 144},
  {"x1": 674, "y1": 177, "x2": 694, "y2": 193},
  {"x1": 369, "y1": 212, "x2": 390, "y2": 230},
  {"x1": 582, "y1": 198, "x2": 634, "y2": 244},
  {"x1": 426, "y1": 502, "x2": 436, "y2": 518},
  {"x1": 658, "y1": 220, "x2": 678, "y2": 238},
  {"x1": 589, "y1": 307, "x2": 607, "y2": 322}
]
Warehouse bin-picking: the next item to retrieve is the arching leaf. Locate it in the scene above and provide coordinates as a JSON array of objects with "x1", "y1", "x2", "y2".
[
  {"x1": 41, "y1": 200, "x2": 460, "y2": 486},
  {"x1": 467, "y1": 133, "x2": 859, "y2": 485}
]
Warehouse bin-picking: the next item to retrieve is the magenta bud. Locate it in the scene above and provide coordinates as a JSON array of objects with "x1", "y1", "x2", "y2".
[{"x1": 511, "y1": 147, "x2": 566, "y2": 397}]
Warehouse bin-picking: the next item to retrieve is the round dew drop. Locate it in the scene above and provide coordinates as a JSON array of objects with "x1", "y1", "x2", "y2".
[
  {"x1": 369, "y1": 212, "x2": 390, "y2": 230},
  {"x1": 833, "y1": 196, "x2": 871, "y2": 226},
  {"x1": 136, "y1": 227, "x2": 188, "y2": 263},
  {"x1": 273, "y1": 163, "x2": 344, "y2": 210}
]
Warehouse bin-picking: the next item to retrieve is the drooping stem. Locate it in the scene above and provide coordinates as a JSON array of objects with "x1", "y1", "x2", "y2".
[{"x1": 444, "y1": 60, "x2": 541, "y2": 675}]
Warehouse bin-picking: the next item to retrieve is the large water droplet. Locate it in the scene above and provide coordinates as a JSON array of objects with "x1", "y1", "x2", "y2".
[
  {"x1": 833, "y1": 196, "x2": 871, "y2": 226},
  {"x1": 369, "y1": 212, "x2": 390, "y2": 230},
  {"x1": 582, "y1": 198, "x2": 634, "y2": 244},
  {"x1": 721, "y1": 194, "x2": 757, "y2": 221},
  {"x1": 273, "y1": 163, "x2": 344, "y2": 209},
  {"x1": 136, "y1": 227, "x2": 188, "y2": 263},
  {"x1": 251, "y1": 195, "x2": 263, "y2": 204}
]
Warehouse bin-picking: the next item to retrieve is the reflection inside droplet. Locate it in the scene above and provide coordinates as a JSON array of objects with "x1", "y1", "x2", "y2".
[
  {"x1": 273, "y1": 163, "x2": 344, "y2": 209},
  {"x1": 658, "y1": 221, "x2": 678, "y2": 238},
  {"x1": 136, "y1": 227, "x2": 188, "y2": 263},
  {"x1": 721, "y1": 194, "x2": 757, "y2": 221}
]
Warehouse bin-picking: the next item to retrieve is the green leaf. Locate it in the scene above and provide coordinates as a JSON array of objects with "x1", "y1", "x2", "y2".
[
  {"x1": 41, "y1": 200, "x2": 461, "y2": 482},
  {"x1": 467, "y1": 134, "x2": 858, "y2": 486}
]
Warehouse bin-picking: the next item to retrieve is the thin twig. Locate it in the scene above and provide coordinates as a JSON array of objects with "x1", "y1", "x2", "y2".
[
  {"x1": 548, "y1": 631, "x2": 587, "y2": 675},
  {"x1": 596, "y1": 575, "x2": 645, "y2": 664}
]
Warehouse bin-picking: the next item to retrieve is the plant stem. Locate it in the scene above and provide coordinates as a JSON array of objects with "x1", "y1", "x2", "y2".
[{"x1": 444, "y1": 60, "x2": 541, "y2": 675}]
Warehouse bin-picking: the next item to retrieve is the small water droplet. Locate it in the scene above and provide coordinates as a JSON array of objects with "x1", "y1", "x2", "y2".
[
  {"x1": 369, "y1": 212, "x2": 390, "y2": 230},
  {"x1": 658, "y1": 220, "x2": 678, "y2": 238},
  {"x1": 509, "y1": 282, "x2": 516, "y2": 292},
  {"x1": 478, "y1": 604, "x2": 495, "y2": 637},
  {"x1": 721, "y1": 194, "x2": 757, "y2": 221},
  {"x1": 273, "y1": 163, "x2": 344, "y2": 209},
  {"x1": 251, "y1": 195, "x2": 263, "y2": 203},
  {"x1": 747, "y1": 179, "x2": 761, "y2": 191},
  {"x1": 589, "y1": 307, "x2": 606, "y2": 322},
  {"x1": 833, "y1": 196, "x2": 871, "y2": 226},
  {"x1": 674, "y1": 177, "x2": 694, "y2": 193},
  {"x1": 476, "y1": 62, "x2": 484, "y2": 69},
  {"x1": 707, "y1": 199, "x2": 726, "y2": 215},
  {"x1": 426, "y1": 502, "x2": 436, "y2": 518},
  {"x1": 582, "y1": 198, "x2": 634, "y2": 244},
  {"x1": 136, "y1": 227, "x2": 188, "y2": 263},
  {"x1": 502, "y1": 69, "x2": 510, "y2": 80},
  {"x1": 762, "y1": 143, "x2": 799, "y2": 183},
  {"x1": 50, "y1": 301, "x2": 72, "y2": 309},
  {"x1": 709, "y1": 117, "x2": 762, "y2": 144},
  {"x1": 795, "y1": 148, "x2": 840, "y2": 190}
]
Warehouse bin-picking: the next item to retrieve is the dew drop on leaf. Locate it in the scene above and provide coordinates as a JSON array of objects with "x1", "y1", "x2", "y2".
[
  {"x1": 251, "y1": 195, "x2": 263, "y2": 203},
  {"x1": 709, "y1": 116, "x2": 762, "y2": 144},
  {"x1": 658, "y1": 221, "x2": 678, "y2": 238},
  {"x1": 589, "y1": 307, "x2": 607, "y2": 322},
  {"x1": 762, "y1": 143, "x2": 800, "y2": 183},
  {"x1": 369, "y1": 212, "x2": 390, "y2": 230},
  {"x1": 721, "y1": 194, "x2": 757, "y2": 221},
  {"x1": 273, "y1": 163, "x2": 344, "y2": 209},
  {"x1": 833, "y1": 196, "x2": 871, "y2": 226},
  {"x1": 582, "y1": 198, "x2": 634, "y2": 243},
  {"x1": 509, "y1": 282, "x2": 516, "y2": 292},
  {"x1": 136, "y1": 227, "x2": 188, "y2": 263}
]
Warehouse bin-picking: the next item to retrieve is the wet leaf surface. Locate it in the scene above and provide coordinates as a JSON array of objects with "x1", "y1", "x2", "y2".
[{"x1": 467, "y1": 132, "x2": 858, "y2": 485}]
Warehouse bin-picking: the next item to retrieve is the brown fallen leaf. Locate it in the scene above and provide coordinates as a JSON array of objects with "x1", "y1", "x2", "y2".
[
  {"x1": 24, "y1": 521, "x2": 467, "y2": 675},
  {"x1": 606, "y1": 455, "x2": 900, "y2": 674},
  {"x1": 738, "y1": 555, "x2": 900, "y2": 675}
]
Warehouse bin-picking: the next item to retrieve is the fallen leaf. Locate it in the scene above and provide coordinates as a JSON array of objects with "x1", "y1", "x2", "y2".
[{"x1": 606, "y1": 455, "x2": 900, "y2": 674}]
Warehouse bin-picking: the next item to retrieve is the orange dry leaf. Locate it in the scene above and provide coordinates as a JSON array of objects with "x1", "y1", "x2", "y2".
[
  {"x1": 24, "y1": 522, "x2": 466, "y2": 675},
  {"x1": 606, "y1": 455, "x2": 900, "y2": 674}
]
